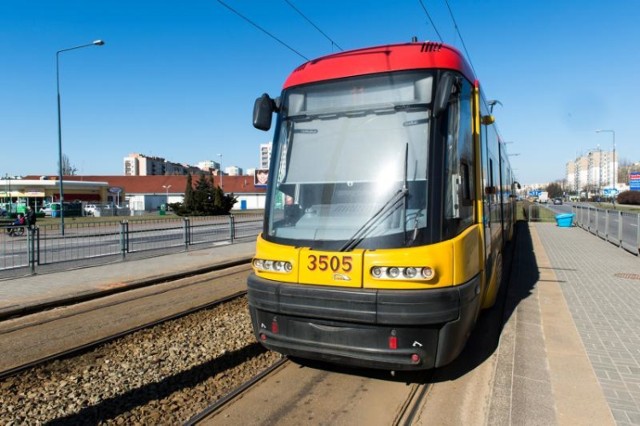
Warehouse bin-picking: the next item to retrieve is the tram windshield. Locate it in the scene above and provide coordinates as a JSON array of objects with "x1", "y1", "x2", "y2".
[{"x1": 265, "y1": 71, "x2": 434, "y2": 250}]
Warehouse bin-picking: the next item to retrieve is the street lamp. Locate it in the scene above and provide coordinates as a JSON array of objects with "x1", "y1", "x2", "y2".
[
  {"x1": 162, "y1": 184, "x2": 171, "y2": 208},
  {"x1": 56, "y1": 39, "x2": 105, "y2": 235},
  {"x1": 217, "y1": 153, "x2": 223, "y2": 191},
  {"x1": 595, "y1": 129, "x2": 616, "y2": 189},
  {"x1": 2, "y1": 174, "x2": 11, "y2": 214}
]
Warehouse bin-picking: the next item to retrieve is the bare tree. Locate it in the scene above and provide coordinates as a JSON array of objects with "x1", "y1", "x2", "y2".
[
  {"x1": 617, "y1": 158, "x2": 640, "y2": 185},
  {"x1": 59, "y1": 154, "x2": 77, "y2": 176}
]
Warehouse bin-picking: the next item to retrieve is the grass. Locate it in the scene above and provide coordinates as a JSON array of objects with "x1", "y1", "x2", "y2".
[{"x1": 519, "y1": 201, "x2": 560, "y2": 222}]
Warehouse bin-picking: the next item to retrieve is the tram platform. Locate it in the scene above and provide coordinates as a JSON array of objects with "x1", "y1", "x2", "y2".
[
  {"x1": 0, "y1": 223, "x2": 638, "y2": 424},
  {"x1": 485, "y1": 222, "x2": 638, "y2": 425}
]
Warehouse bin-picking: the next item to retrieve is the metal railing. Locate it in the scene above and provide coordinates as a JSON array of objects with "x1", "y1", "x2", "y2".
[
  {"x1": 0, "y1": 214, "x2": 263, "y2": 279},
  {"x1": 572, "y1": 205, "x2": 640, "y2": 256}
]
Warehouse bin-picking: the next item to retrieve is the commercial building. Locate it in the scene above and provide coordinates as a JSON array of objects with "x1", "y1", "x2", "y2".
[
  {"x1": 0, "y1": 176, "x2": 109, "y2": 212},
  {"x1": 8, "y1": 174, "x2": 266, "y2": 213}
]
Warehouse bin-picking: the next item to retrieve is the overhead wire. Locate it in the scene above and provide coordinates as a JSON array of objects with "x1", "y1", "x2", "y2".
[
  {"x1": 417, "y1": 0, "x2": 444, "y2": 42},
  {"x1": 443, "y1": 0, "x2": 477, "y2": 77},
  {"x1": 283, "y1": 0, "x2": 343, "y2": 52},
  {"x1": 215, "y1": 0, "x2": 309, "y2": 61}
]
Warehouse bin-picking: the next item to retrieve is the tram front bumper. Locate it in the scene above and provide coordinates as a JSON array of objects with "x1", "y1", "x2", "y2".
[{"x1": 247, "y1": 274, "x2": 482, "y2": 370}]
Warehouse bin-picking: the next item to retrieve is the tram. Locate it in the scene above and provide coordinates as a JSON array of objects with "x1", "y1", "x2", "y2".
[{"x1": 248, "y1": 40, "x2": 517, "y2": 370}]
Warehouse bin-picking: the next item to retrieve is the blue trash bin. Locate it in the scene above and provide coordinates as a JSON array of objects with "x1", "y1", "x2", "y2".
[{"x1": 555, "y1": 213, "x2": 574, "y2": 227}]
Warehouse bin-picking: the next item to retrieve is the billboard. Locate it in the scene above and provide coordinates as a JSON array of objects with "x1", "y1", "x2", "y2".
[
  {"x1": 630, "y1": 172, "x2": 640, "y2": 191},
  {"x1": 254, "y1": 169, "x2": 269, "y2": 187}
]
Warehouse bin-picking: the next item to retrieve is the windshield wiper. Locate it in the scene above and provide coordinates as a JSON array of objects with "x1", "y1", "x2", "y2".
[
  {"x1": 338, "y1": 187, "x2": 408, "y2": 252},
  {"x1": 339, "y1": 143, "x2": 410, "y2": 252}
]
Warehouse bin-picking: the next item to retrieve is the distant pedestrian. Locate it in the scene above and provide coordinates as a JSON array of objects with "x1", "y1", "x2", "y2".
[{"x1": 26, "y1": 207, "x2": 36, "y2": 229}]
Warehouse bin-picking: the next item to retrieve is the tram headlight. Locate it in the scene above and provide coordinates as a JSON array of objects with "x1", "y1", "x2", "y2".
[
  {"x1": 369, "y1": 265, "x2": 436, "y2": 281},
  {"x1": 387, "y1": 267, "x2": 400, "y2": 278},
  {"x1": 403, "y1": 267, "x2": 417, "y2": 278},
  {"x1": 421, "y1": 267, "x2": 435, "y2": 280},
  {"x1": 252, "y1": 258, "x2": 293, "y2": 274}
]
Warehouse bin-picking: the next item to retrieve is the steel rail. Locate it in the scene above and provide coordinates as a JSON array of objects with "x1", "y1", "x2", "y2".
[{"x1": 184, "y1": 357, "x2": 289, "y2": 425}]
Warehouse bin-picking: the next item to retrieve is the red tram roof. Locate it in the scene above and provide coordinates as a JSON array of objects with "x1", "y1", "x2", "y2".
[{"x1": 283, "y1": 42, "x2": 476, "y2": 89}]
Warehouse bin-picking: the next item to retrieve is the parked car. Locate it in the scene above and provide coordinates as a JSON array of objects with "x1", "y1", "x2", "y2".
[
  {"x1": 552, "y1": 197, "x2": 563, "y2": 205},
  {"x1": 84, "y1": 204, "x2": 97, "y2": 216},
  {"x1": 40, "y1": 205, "x2": 53, "y2": 216}
]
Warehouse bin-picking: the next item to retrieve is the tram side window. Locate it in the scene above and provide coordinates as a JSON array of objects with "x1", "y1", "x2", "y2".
[{"x1": 444, "y1": 78, "x2": 474, "y2": 237}]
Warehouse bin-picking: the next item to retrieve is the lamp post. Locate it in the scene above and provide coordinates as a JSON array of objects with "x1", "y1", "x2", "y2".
[
  {"x1": 217, "y1": 153, "x2": 223, "y2": 191},
  {"x1": 162, "y1": 185, "x2": 171, "y2": 208},
  {"x1": 596, "y1": 129, "x2": 616, "y2": 189},
  {"x1": 56, "y1": 39, "x2": 105, "y2": 235},
  {"x1": 2, "y1": 174, "x2": 11, "y2": 214}
]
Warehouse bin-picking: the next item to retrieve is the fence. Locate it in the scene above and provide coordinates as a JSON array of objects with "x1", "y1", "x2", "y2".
[
  {"x1": 522, "y1": 202, "x2": 557, "y2": 222},
  {"x1": 572, "y1": 205, "x2": 640, "y2": 256},
  {"x1": 0, "y1": 214, "x2": 263, "y2": 279}
]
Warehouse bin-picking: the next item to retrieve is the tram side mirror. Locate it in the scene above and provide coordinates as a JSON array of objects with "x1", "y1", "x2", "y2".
[
  {"x1": 434, "y1": 73, "x2": 455, "y2": 117},
  {"x1": 481, "y1": 115, "x2": 495, "y2": 125},
  {"x1": 253, "y1": 93, "x2": 275, "y2": 131}
]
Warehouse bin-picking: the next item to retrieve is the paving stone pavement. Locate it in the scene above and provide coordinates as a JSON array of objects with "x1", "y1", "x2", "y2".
[{"x1": 533, "y1": 223, "x2": 640, "y2": 425}]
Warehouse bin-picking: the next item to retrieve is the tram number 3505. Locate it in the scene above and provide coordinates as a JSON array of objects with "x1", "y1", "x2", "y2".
[{"x1": 307, "y1": 254, "x2": 353, "y2": 272}]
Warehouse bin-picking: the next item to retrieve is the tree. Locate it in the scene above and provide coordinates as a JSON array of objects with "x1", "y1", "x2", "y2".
[
  {"x1": 193, "y1": 173, "x2": 214, "y2": 214},
  {"x1": 172, "y1": 172, "x2": 237, "y2": 216},
  {"x1": 59, "y1": 154, "x2": 77, "y2": 175},
  {"x1": 183, "y1": 174, "x2": 195, "y2": 212},
  {"x1": 617, "y1": 158, "x2": 640, "y2": 185},
  {"x1": 545, "y1": 182, "x2": 563, "y2": 199}
]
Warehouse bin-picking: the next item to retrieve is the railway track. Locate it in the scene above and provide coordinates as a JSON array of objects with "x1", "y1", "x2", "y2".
[
  {"x1": 187, "y1": 355, "x2": 436, "y2": 425},
  {"x1": 0, "y1": 291, "x2": 246, "y2": 380},
  {"x1": 185, "y1": 358, "x2": 290, "y2": 425},
  {"x1": 0, "y1": 262, "x2": 253, "y2": 378},
  {"x1": 0, "y1": 263, "x2": 286, "y2": 424}
]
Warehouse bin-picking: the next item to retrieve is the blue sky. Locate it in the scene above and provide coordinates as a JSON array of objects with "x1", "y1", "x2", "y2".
[{"x1": 1, "y1": 1, "x2": 638, "y2": 185}]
